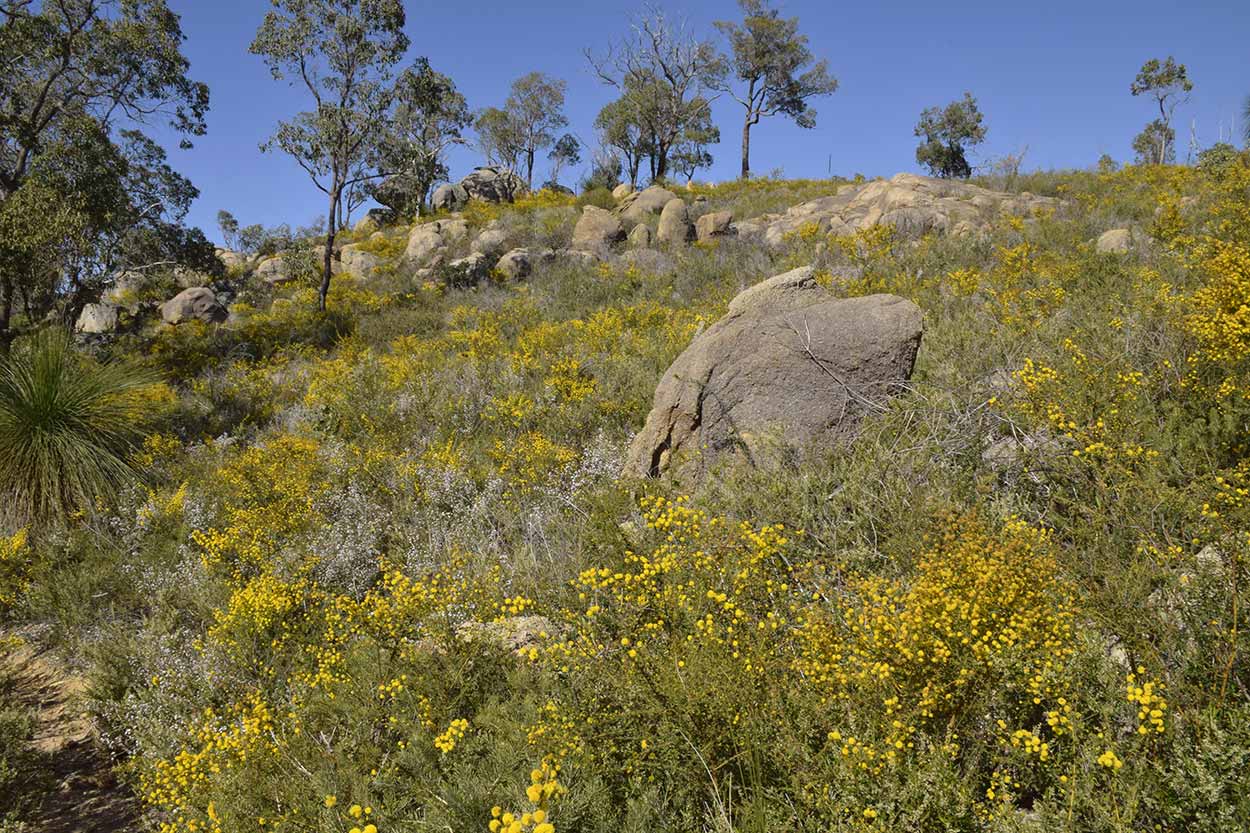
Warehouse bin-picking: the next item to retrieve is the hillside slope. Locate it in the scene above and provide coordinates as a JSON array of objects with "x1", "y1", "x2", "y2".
[{"x1": 6, "y1": 164, "x2": 1250, "y2": 832}]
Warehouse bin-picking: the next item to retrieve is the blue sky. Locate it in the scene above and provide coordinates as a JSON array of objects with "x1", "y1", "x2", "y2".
[{"x1": 160, "y1": 0, "x2": 1249, "y2": 244}]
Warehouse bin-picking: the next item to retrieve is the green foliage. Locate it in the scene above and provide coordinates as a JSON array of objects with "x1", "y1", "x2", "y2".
[
  {"x1": 0, "y1": 0, "x2": 209, "y2": 343},
  {"x1": 7, "y1": 164, "x2": 1250, "y2": 832},
  {"x1": 1196, "y1": 143, "x2": 1245, "y2": 179},
  {"x1": 1129, "y1": 56, "x2": 1192, "y2": 165},
  {"x1": 477, "y1": 73, "x2": 569, "y2": 190},
  {"x1": 588, "y1": 9, "x2": 726, "y2": 182},
  {"x1": 1133, "y1": 119, "x2": 1177, "y2": 165},
  {"x1": 250, "y1": 0, "x2": 410, "y2": 310},
  {"x1": 0, "y1": 330, "x2": 159, "y2": 525},
  {"x1": 371, "y1": 57, "x2": 472, "y2": 217},
  {"x1": 914, "y1": 93, "x2": 986, "y2": 179},
  {"x1": 712, "y1": 0, "x2": 838, "y2": 177}
]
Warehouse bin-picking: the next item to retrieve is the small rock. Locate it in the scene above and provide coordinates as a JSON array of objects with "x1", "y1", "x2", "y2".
[
  {"x1": 160, "y1": 287, "x2": 228, "y2": 325},
  {"x1": 618, "y1": 249, "x2": 676, "y2": 274},
  {"x1": 75, "y1": 303, "x2": 119, "y2": 334},
  {"x1": 456, "y1": 616, "x2": 557, "y2": 654},
  {"x1": 695, "y1": 211, "x2": 734, "y2": 243},
  {"x1": 1096, "y1": 228, "x2": 1134, "y2": 254},
  {"x1": 611, "y1": 183, "x2": 635, "y2": 201}
]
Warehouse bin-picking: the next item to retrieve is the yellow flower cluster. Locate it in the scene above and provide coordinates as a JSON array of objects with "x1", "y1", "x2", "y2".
[
  {"x1": 1126, "y1": 668, "x2": 1167, "y2": 735},
  {"x1": 488, "y1": 760, "x2": 563, "y2": 833},
  {"x1": 0, "y1": 528, "x2": 30, "y2": 608},
  {"x1": 140, "y1": 693, "x2": 277, "y2": 833},
  {"x1": 434, "y1": 718, "x2": 470, "y2": 754}
]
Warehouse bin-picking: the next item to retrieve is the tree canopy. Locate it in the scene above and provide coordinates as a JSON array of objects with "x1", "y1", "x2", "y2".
[
  {"x1": 914, "y1": 93, "x2": 986, "y2": 179},
  {"x1": 371, "y1": 57, "x2": 471, "y2": 217},
  {"x1": 588, "y1": 7, "x2": 726, "y2": 182},
  {"x1": 1130, "y1": 56, "x2": 1192, "y2": 165},
  {"x1": 0, "y1": 0, "x2": 211, "y2": 348},
  {"x1": 712, "y1": 0, "x2": 837, "y2": 178},
  {"x1": 251, "y1": 0, "x2": 410, "y2": 310}
]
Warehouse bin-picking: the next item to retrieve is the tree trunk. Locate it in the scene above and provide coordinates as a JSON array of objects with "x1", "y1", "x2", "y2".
[
  {"x1": 0, "y1": 271, "x2": 13, "y2": 355},
  {"x1": 525, "y1": 149, "x2": 535, "y2": 190},
  {"x1": 740, "y1": 115, "x2": 752, "y2": 179},
  {"x1": 319, "y1": 188, "x2": 339, "y2": 313}
]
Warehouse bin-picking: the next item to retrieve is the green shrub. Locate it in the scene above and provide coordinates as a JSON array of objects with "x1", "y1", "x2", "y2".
[{"x1": 0, "y1": 330, "x2": 160, "y2": 525}]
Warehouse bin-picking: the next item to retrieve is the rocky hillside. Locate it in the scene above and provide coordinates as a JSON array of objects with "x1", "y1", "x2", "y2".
[{"x1": 6, "y1": 162, "x2": 1250, "y2": 833}]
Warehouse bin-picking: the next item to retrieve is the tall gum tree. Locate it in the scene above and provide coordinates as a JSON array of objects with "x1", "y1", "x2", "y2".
[
  {"x1": 587, "y1": 6, "x2": 726, "y2": 182},
  {"x1": 1130, "y1": 57, "x2": 1192, "y2": 165},
  {"x1": 250, "y1": 0, "x2": 409, "y2": 312},
  {"x1": 712, "y1": 0, "x2": 837, "y2": 179},
  {"x1": 0, "y1": 0, "x2": 209, "y2": 349}
]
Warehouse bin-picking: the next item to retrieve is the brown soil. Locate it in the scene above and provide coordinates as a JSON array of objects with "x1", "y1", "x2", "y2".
[{"x1": 1, "y1": 632, "x2": 139, "y2": 832}]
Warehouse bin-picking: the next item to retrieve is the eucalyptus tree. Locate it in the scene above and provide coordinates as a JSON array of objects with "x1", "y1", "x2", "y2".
[
  {"x1": 547, "y1": 133, "x2": 581, "y2": 188},
  {"x1": 1130, "y1": 57, "x2": 1192, "y2": 165},
  {"x1": 475, "y1": 106, "x2": 524, "y2": 171},
  {"x1": 502, "y1": 72, "x2": 568, "y2": 189},
  {"x1": 587, "y1": 6, "x2": 726, "y2": 181},
  {"x1": 914, "y1": 93, "x2": 986, "y2": 179},
  {"x1": 251, "y1": 0, "x2": 410, "y2": 311},
  {"x1": 594, "y1": 94, "x2": 651, "y2": 187},
  {"x1": 713, "y1": 0, "x2": 837, "y2": 178},
  {"x1": 371, "y1": 57, "x2": 471, "y2": 216},
  {"x1": 0, "y1": 0, "x2": 210, "y2": 348}
]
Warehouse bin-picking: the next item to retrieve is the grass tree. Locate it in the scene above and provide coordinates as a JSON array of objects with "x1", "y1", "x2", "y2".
[
  {"x1": 251, "y1": 0, "x2": 410, "y2": 312},
  {"x1": 0, "y1": 330, "x2": 157, "y2": 526},
  {"x1": 713, "y1": 0, "x2": 838, "y2": 179}
]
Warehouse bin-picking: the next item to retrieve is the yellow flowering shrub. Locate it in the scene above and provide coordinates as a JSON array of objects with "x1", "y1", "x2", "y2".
[{"x1": 0, "y1": 528, "x2": 31, "y2": 608}]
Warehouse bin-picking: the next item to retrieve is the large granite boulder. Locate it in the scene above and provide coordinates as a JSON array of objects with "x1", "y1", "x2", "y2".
[
  {"x1": 619, "y1": 185, "x2": 679, "y2": 222},
  {"x1": 443, "y1": 252, "x2": 491, "y2": 287},
  {"x1": 430, "y1": 181, "x2": 470, "y2": 213},
  {"x1": 255, "y1": 256, "x2": 291, "y2": 284},
  {"x1": 571, "y1": 206, "x2": 626, "y2": 253},
  {"x1": 624, "y1": 267, "x2": 923, "y2": 478},
  {"x1": 160, "y1": 288, "x2": 228, "y2": 325},
  {"x1": 627, "y1": 224, "x2": 653, "y2": 249},
  {"x1": 657, "y1": 198, "x2": 695, "y2": 245},
  {"x1": 405, "y1": 218, "x2": 469, "y2": 266},
  {"x1": 338, "y1": 244, "x2": 382, "y2": 276},
  {"x1": 471, "y1": 227, "x2": 511, "y2": 258},
  {"x1": 696, "y1": 211, "x2": 735, "y2": 242},
  {"x1": 612, "y1": 183, "x2": 635, "y2": 201},
  {"x1": 216, "y1": 249, "x2": 251, "y2": 272},
  {"x1": 495, "y1": 248, "x2": 534, "y2": 281},
  {"x1": 749, "y1": 173, "x2": 1061, "y2": 249}
]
